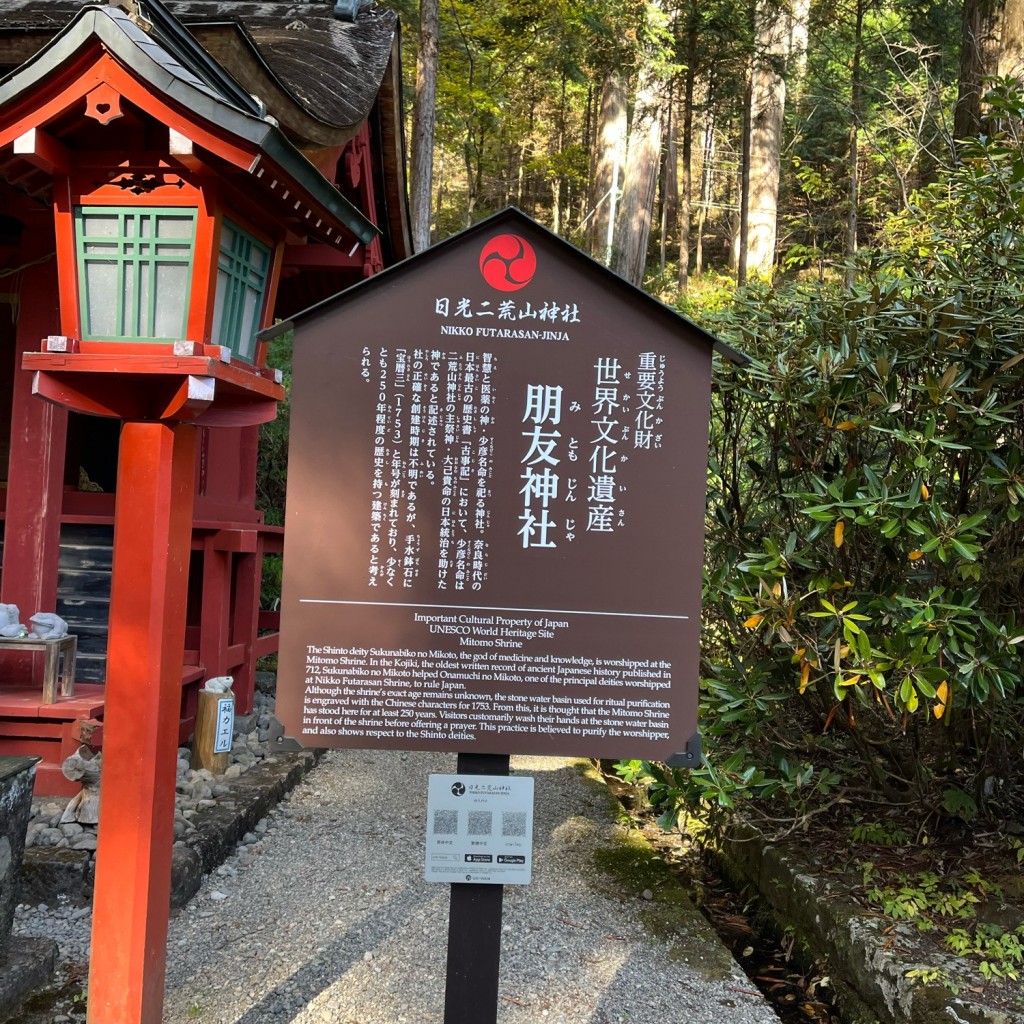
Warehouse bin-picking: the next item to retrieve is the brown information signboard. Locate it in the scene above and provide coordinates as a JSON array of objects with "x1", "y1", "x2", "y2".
[{"x1": 273, "y1": 209, "x2": 740, "y2": 761}]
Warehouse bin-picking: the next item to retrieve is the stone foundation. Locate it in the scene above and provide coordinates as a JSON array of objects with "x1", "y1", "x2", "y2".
[{"x1": 0, "y1": 756, "x2": 37, "y2": 952}]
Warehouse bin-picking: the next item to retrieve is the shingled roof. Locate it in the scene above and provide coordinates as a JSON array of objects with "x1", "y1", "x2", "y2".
[{"x1": 0, "y1": 1, "x2": 399, "y2": 146}]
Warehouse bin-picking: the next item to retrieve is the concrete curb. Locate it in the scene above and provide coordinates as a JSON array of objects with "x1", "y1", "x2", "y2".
[{"x1": 719, "y1": 822, "x2": 1024, "y2": 1024}]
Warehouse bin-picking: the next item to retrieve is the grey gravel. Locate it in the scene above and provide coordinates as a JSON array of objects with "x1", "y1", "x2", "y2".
[
  {"x1": 13, "y1": 747, "x2": 779, "y2": 1023},
  {"x1": 160, "y1": 750, "x2": 779, "y2": 1024}
]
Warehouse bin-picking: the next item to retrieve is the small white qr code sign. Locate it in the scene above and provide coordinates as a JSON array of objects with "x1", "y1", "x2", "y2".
[{"x1": 424, "y1": 774, "x2": 534, "y2": 885}]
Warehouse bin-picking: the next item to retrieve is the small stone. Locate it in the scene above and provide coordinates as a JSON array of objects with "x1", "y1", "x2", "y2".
[
  {"x1": 254, "y1": 818, "x2": 269, "y2": 834},
  {"x1": 234, "y1": 713, "x2": 256, "y2": 735},
  {"x1": 209, "y1": 890, "x2": 229, "y2": 901},
  {"x1": 363, "y1": 951, "x2": 373, "y2": 962},
  {"x1": 242, "y1": 832, "x2": 259, "y2": 845},
  {"x1": 212, "y1": 784, "x2": 231, "y2": 797},
  {"x1": 60, "y1": 822, "x2": 84, "y2": 838},
  {"x1": 41, "y1": 827, "x2": 64, "y2": 846},
  {"x1": 25, "y1": 822, "x2": 46, "y2": 848},
  {"x1": 224, "y1": 764, "x2": 244, "y2": 779},
  {"x1": 641, "y1": 889, "x2": 654, "y2": 901},
  {"x1": 72, "y1": 834, "x2": 98, "y2": 851},
  {"x1": 254, "y1": 670, "x2": 275, "y2": 693}
]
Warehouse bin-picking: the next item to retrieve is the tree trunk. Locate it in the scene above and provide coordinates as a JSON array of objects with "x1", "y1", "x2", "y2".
[
  {"x1": 614, "y1": 2, "x2": 671, "y2": 287},
  {"x1": 614, "y1": 69, "x2": 667, "y2": 286},
  {"x1": 678, "y1": 12, "x2": 697, "y2": 292},
  {"x1": 660, "y1": 85, "x2": 677, "y2": 276},
  {"x1": 999, "y1": 0, "x2": 1024, "y2": 77},
  {"x1": 955, "y1": 0, "x2": 1000, "y2": 143},
  {"x1": 590, "y1": 71, "x2": 628, "y2": 263},
  {"x1": 554, "y1": 70, "x2": 568, "y2": 237},
  {"x1": 410, "y1": 0, "x2": 440, "y2": 252},
  {"x1": 695, "y1": 103, "x2": 715, "y2": 278},
  {"x1": 745, "y1": 0, "x2": 789, "y2": 280},
  {"x1": 737, "y1": 76, "x2": 752, "y2": 287},
  {"x1": 844, "y1": 0, "x2": 865, "y2": 290}
]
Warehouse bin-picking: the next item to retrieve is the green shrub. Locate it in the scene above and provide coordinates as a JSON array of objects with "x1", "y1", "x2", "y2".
[{"x1": 629, "y1": 81, "x2": 1024, "y2": 828}]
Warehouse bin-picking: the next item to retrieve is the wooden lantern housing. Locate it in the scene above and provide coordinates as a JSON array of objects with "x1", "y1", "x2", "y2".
[{"x1": 0, "y1": 4, "x2": 378, "y2": 364}]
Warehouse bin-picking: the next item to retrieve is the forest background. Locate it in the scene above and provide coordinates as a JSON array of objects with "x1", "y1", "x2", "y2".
[{"x1": 260, "y1": 0, "x2": 1024, "y2": 986}]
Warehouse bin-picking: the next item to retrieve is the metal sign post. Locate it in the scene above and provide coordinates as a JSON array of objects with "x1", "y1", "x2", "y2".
[{"x1": 442, "y1": 752, "x2": 510, "y2": 1024}]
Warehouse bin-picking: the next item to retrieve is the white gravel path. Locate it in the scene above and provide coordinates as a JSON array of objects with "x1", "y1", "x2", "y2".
[{"x1": 155, "y1": 749, "x2": 779, "y2": 1024}]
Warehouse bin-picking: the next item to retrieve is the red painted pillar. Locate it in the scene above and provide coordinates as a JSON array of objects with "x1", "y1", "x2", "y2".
[
  {"x1": 231, "y1": 549, "x2": 260, "y2": 712},
  {"x1": 87, "y1": 421, "x2": 196, "y2": 1024},
  {"x1": 0, "y1": 256, "x2": 65, "y2": 685}
]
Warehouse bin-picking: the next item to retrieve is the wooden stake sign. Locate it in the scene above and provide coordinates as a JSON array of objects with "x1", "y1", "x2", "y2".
[{"x1": 270, "y1": 208, "x2": 744, "y2": 1024}]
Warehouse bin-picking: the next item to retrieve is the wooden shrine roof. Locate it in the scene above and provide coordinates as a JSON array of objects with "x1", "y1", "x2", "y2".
[{"x1": 0, "y1": 1, "x2": 398, "y2": 145}]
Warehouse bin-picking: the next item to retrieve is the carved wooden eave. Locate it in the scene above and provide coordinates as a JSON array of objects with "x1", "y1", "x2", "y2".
[{"x1": 0, "y1": 4, "x2": 378, "y2": 248}]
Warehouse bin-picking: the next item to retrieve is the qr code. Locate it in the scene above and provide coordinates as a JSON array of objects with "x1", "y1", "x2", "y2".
[
  {"x1": 467, "y1": 811, "x2": 493, "y2": 836},
  {"x1": 433, "y1": 809, "x2": 458, "y2": 835},
  {"x1": 502, "y1": 811, "x2": 527, "y2": 837}
]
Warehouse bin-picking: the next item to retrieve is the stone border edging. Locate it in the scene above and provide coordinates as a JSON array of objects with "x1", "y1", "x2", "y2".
[
  {"x1": 18, "y1": 749, "x2": 324, "y2": 910},
  {"x1": 718, "y1": 821, "x2": 1024, "y2": 1024}
]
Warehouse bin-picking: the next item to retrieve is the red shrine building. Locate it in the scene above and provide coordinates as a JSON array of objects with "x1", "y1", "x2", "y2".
[{"x1": 0, "y1": 0, "x2": 411, "y2": 793}]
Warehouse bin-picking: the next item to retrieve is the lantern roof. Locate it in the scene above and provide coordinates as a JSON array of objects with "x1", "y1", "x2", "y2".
[{"x1": 0, "y1": 1, "x2": 379, "y2": 245}]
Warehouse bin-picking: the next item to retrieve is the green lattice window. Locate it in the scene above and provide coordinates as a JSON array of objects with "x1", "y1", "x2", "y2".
[
  {"x1": 75, "y1": 207, "x2": 197, "y2": 342},
  {"x1": 212, "y1": 220, "x2": 271, "y2": 363}
]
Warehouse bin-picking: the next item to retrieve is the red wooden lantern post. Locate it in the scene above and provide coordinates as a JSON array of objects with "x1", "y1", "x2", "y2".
[{"x1": 88, "y1": 418, "x2": 195, "y2": 1024}]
